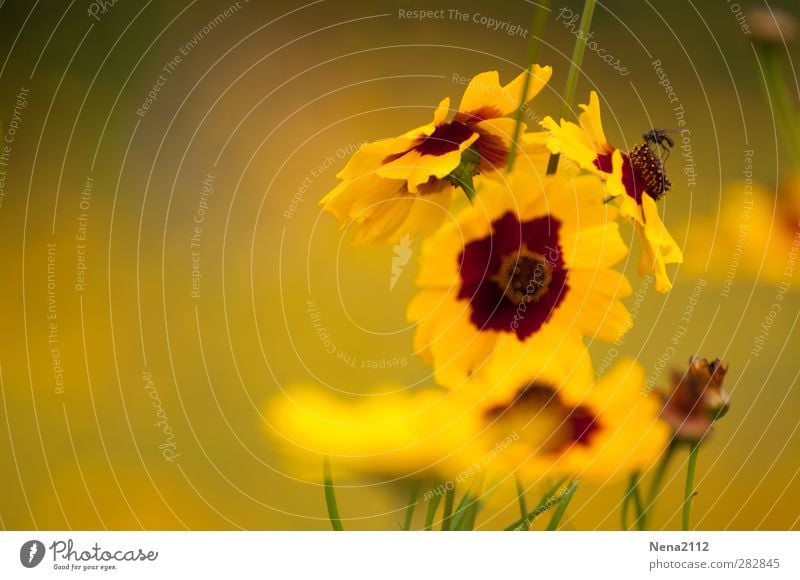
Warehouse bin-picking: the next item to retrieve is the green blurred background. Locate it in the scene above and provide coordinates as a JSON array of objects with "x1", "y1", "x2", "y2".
[{"x1": 0, "y1": 0, "x2": 797, "y2": 530}]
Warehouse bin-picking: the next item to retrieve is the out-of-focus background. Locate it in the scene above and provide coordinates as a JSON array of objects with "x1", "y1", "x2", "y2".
[{"x1": 0, "y1": 0, "x2": 797, "y2": 530}]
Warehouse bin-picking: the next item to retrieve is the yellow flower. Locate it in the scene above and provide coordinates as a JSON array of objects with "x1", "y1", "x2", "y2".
[
  {"x1": 541, "y1": 91, "x2": 683, "y2": 292},
  {"x1": 320, "y1": 67, "x2": 553, "y2": 244},
  {"x1": 265, "y1": 355, "x2": 668, "y2": 489},
  {"x1": 407, "y1": 170, "x2": 632, "y2": 387},
  {"x1": 683, "y1": 175, "x2": 800, "y2": 286},
  {"x1": 453, "y1": 355, "x2": 670, "y2": 485},
  {"x1": 266, "y1": 383, "x2": 476, "y2": 481}
]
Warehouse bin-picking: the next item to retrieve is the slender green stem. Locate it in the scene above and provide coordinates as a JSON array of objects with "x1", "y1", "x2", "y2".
[
  {"x1": 642, "y1": 439, "x2": 678, "y2": 525},
  {"x1": 322, "y1": 457, "x2": 343, "y2": 531},
  {"x1": 547, "y1": 0, "x2": 597, "y2": 175},
  {"x1": 622, "y1": 471, "x2": 645, "y2": 531},
  {"x1": 756, "y1": 44, "x2": 800, "y2": 168},
  {"x1": 515, "y1": 476, "x2": 528, "y2": 522},
  {"x1": 401, "y1": 485, "x2": 419, "y2": 531},
  {"x1": 424, "y1": 491, "x2": 442, "y2": 530},
  {"x1": 507, "y1": 0, "x2": 552, "y2": 171},
  {"x1": 621, "y1": 473, "x2": 635, "y2": 530},
  {"x1": 546, "y1": 479, "x2": 579, "y2": 531},
  {"x1": 504, "y1": 477, "x2": 567, "y2": 531},
  {"x1": 441, "y1": 485, "x2": 456, "y2": 531},
  {"x1": 682, "y1": 442, "x2": 701, "y2": 531},
  {"x1": 632, "y1": 477, "x2": 645, "y2": 531}
]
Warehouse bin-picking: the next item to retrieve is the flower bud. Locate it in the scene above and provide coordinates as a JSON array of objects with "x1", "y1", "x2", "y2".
[
  {"x1": 661, "y1": 357, "x2": 729, "y2": 442},
  {"x1": 746, "y1": 6, "x2": 797, "y2": 45}
]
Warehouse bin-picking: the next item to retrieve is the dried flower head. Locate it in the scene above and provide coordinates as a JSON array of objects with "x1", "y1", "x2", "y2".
[
  {"x1": 746, "y1": 6, "x2": 797, "y2": 45},
  {"x1": 661, "y1": 357, "x2": 730, "y2": 442}
]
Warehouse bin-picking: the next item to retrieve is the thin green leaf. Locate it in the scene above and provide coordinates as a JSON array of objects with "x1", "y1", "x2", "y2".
[
  {"x1": 441, "y1": 485, "x2": 456, "y2": 531},
  {"x1": 515, "y1": 477, "x2": 528, "y2": 522},
  {"x1": 402, "y1": 485, "x2": 419, "y2": 531},
  {"x1": 451, "y1": 493, "x2": 481, "y2": 531},
  {"x1": 504, "y1": 477, "x2": 567, "y2": 531},
  {"x1": 464, "y1": 497, "x2": 481, "y2": 530},
  {"x1": 323, "y1": 456, "x2": 343, "y2": 531},
  {"x1": 545, "y1": 479, "x2": 579, "y2": 531},
  {"x1": 423, "y1": 491, "x2": 442, "y2": 531}
]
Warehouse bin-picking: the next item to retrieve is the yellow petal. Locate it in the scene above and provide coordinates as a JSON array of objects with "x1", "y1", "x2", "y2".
[
  {"x1": 637, "y1": 195, "x2": 683, "y2": 292},
  {"x1": 561, "y1": 222, "x2": 628, "y2": 270},
  {"x1": 428, "y1": 299, "x2": 498, "y2": 387},
  {"x1": 377, "y1": 132, "x2": 479, "y2": 192},
  {"x1": 541, "y1": 116, "x2": 605, "y2": 172},
  {"x1": 416, "y1": 222, "x2": 463, "y2": 288},
  {"x1": 577, "y1": 91, "x2": 612, "y2": 151},
  {"x1": 458, "y1": 66, "x2": 553, "y2": 118},
  {"x1": 479, "y1": 327, "x2": 593, "y2": 402},
  {"x1": 552, "y1": 269, "x2": 633, "y2": 343}
]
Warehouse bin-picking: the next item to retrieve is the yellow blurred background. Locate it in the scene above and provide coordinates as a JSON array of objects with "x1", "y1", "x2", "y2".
[{"x1": 0, "y1": 0, "x2": 797, "y2": 530}]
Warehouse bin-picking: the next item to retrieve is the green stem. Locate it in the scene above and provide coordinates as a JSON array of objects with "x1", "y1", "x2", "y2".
[
  {"x1": 441, "y1": 485, "x2": 456, "y2": 531},
  {"x1": 447, "y1": 148, "x2": 479, "y2": 203},
  {"x1": 515, "y1": 476, "x2": 528, "y2": 522},
  {"x1": 505, "y1": 477, "x2": 567, "y2": 531},
  {"x1": 756, "y1": 44, "x2": 800, "y2": 169},
  {"x1": 621, "y1": 473, "x2": 635, "y2": 530},
  {"x1": 547, "y1": 0, "x2": 597, "y2": 175},
  {"x1": 507, "y1": 0, "x2": 551, "y2": 171},
  {"x1": 622, "y1": 472, "x2": 645, "y2": 531},
  {"x1": 546, "y1": 479, "x2": 579, "y2": 531},
  {"x1": 322, "y1": 457, "x2": 343, "y2": 531},
  {"x1": 632, "y1": 479, "x2": 645, "y2": 531},
  {"x1": 682, "y1": 442, "x2": 701, "y2": 531},
  {"x1": 401, "y1": 485, "x2": 419, "y2": 531},
  {"x1": 424, "y1": 490, "x2": 442, "y2": 530},
  {"x1": 642, "y1": 439, "x2": 677, "y2": 524}
]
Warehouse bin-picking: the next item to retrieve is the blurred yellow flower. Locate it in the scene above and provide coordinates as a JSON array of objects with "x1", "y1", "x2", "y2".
[
  {"x1": 407, "y1": 170, "x2": 632, "y2": 386},
  {"x1": 542, "y1": 91, "x2": 683, "y2": 292},
  {"x1": 459, "y1": 355, "x2": 670, "y2": 484},
  {"x1": 265, "y1": 353, "x2": 668, "y2": 490},
  {"x1": 320, "y1": 67, "x2": 553, "y2": 243},
  {"x1": 683, "y1": 174, "x2": 800, "y2": 287},
  {"x1": 266, "y1": 382, "x2": 475, "y2": 481}
]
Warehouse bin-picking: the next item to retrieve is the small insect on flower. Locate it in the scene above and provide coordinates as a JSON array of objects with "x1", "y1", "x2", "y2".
[
  {"x1": 642, "y1": 127, "x2": 681, "y2": 164},
  {"x1": 642, "y1": 128, "x2": 676, "y2": 151},
  {"x1": 628, "y1": 129, "x2": 676, "y2": 201},
  {"x1": 541, "y1": 93, "x2": 684, "y2": 292}
]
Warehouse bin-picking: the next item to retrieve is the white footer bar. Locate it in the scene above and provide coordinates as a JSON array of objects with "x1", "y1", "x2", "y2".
[{"x1": 1, "y1": 531, "x2": 797, "y2": 579}]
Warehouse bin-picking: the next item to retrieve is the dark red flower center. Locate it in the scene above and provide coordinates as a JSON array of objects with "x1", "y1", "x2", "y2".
[
  {"x1": 490, "y1": 247, "x2": 552, "y2": 304},
  {"x1": 457, "y1": 212, "x2": 568, "y2": 340},
  {"x1": 415, "y1": 121, "x2": 475, "y2": 157},
  {"x1": 484, "y1": 384, "x2": 600, "y2": 454},
  {"x1": 594, "y1": 142, "x2": 671, "y2": 204},
  {"x1": 383, "y1": 107, "x2": 511, "y2": 174}
]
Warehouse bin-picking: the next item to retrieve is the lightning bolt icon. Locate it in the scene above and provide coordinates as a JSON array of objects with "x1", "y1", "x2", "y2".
[{"x1": 28, "y1": 542, "x2": 38, "y2": 563}]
